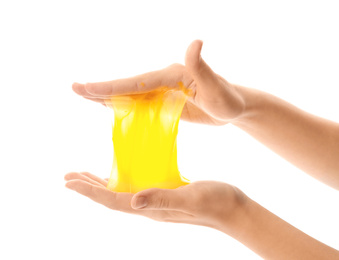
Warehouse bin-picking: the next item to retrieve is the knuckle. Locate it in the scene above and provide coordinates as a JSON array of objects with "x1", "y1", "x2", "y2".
[
  {"x1": 153, "y1": 192, "x2": 169, "y2": 209},
  {"x1": 158, "y1": 197, "x2": 169, "y2": 209}
]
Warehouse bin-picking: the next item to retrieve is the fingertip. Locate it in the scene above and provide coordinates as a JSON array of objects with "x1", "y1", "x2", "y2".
[
  {"x1": 72, "y1": 82, "x2": 83, "y2": 88},
  {"x1": 131, "y1": 194, "x2": 139, "y2": 208},
  {"x1": 64, "y1": 179, "x2": 86, "y2": 192},
  {"x1": 72, "y1": 82, "x2": 85, "y2": 95},
  {"x1": 64, "y1": 173, "x2": 71, "y2": 181},
  {"x1": 193, "y1": 39, "x2": 203, "y2": 49},
  {"x1": 185, "y1": 39, "x2": 204, "y2": 70},
  {"x1": 65, "y1": 181, "x2": 74, "y2": 190},
  {"x1": 131, "y1": 196, "x2": 148, "y2": 209},
  {"x1": 64, "y1": 172, "x2": 76, "y2": 181},
  {"x1": 131, "y1": 189, "x2": 157, "y2": 209},
  {"x1": 188, "y1": 40, "x2": 203, "y2": 54}
]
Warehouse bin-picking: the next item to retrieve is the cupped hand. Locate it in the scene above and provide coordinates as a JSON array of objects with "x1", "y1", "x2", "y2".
[
  {"x1": 72, "y1": 40, "x2": 245, "y2": 125},
  {"x1": 64, "y1": 172, "x2": 248, "y2": 232}
]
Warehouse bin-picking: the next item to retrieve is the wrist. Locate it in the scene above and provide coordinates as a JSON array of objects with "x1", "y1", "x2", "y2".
[
  {"x1": 229, "y1": 85, "x2": 260, "y2": 126},
  {"x1": 214, "y1": 186, "x2": 252, "y2": 236},
  {"x1": 218, "y1": 196, "x2": 256, "y2": 238}
]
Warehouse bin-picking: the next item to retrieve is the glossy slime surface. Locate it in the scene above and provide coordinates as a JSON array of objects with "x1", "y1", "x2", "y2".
[{"x1": 105, "y1": 83, "x2": 190, "y2": 193}]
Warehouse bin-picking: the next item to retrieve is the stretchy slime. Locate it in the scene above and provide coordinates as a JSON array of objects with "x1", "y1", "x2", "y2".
[{"x1": 105, "y1": 83, "x2": 190, "y2": 193}]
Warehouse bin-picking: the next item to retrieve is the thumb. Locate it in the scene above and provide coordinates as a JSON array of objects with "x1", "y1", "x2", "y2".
[
  {"x1": 185, "y1": 40, "x2": 218, "y2": 88},
  {"x1": 131, "y1": 188, "x2": 187, "y2": 210}
]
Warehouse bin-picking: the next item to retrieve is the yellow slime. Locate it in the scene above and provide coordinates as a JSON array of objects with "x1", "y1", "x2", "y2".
[{"x1": 105, "y1": 83, "x2": 190, "y2": 193}]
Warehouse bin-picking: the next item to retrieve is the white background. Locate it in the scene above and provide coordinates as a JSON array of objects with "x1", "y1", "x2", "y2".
[{"x1": 1, "y1": 1, "x2": 338, "y2": 259}]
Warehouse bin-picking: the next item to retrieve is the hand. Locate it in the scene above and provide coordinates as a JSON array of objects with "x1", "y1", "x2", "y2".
[
  {"x1": 64, "y1": 172, "x2": 248, "y2": 232},
  {"x1": 72, "y1": 40, "x2": 245, "y2": 125}
]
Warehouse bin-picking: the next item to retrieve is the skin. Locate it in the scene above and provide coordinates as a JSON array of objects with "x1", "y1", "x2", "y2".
[{"x1": 66, "y1": 40, "x2": 339, "y2": 259}]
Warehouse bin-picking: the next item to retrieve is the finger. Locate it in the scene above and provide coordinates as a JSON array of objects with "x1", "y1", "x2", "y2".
[
  {"x1": 82, "y1": 66, "x2": 184, "y2": 97},
  {"x1": 184, "y1": 40, "x2": 220, "y2": 99},
  {"x1": 73, "y1": 82, "x2": 109, "y2": 100},
  {"x1": 185, "y1": 40, "x2": 216, "y2": 81},
  {"x1": 65, "y1": 179, "x2": 135, "y2": 213},
  {"x1": 84, "y1": 71, "x2": 161, "y2": 96},
  {"x1": 79, "y1": 172, "x2": 108, "y2": 186},
  {"x1": 72, "y1": 82, "x2": 92, "y2": 97},
  {"x1": 64, "y1": 172, "x2": 104, "y2": 187},
  {"x1": 83, "y1": 96, "x2": 107, "y2": 106},
  {"x1": 72, "y1": 82, "x2": 108, "y2": 107},
  {"x1": 131, "y1": 188, "x2": 190, "y2": 212}
]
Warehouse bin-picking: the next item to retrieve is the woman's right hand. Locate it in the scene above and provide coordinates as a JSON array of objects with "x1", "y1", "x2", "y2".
[{"x1": 72, "y1": 40, "x2": 246, "y2": 125}]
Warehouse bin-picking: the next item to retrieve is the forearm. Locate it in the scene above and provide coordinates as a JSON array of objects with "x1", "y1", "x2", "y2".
[
  {"x1": 221, "y1": 198, "x2": 339, "y2": 259},
  {"x1": 232, "y1": 86, "x2": 339, "y2": 190}
]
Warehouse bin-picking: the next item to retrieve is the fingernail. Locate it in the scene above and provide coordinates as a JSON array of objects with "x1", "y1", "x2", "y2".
[{"x1": 133, "y1": 196, "x2": 147, "y2": 209}]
